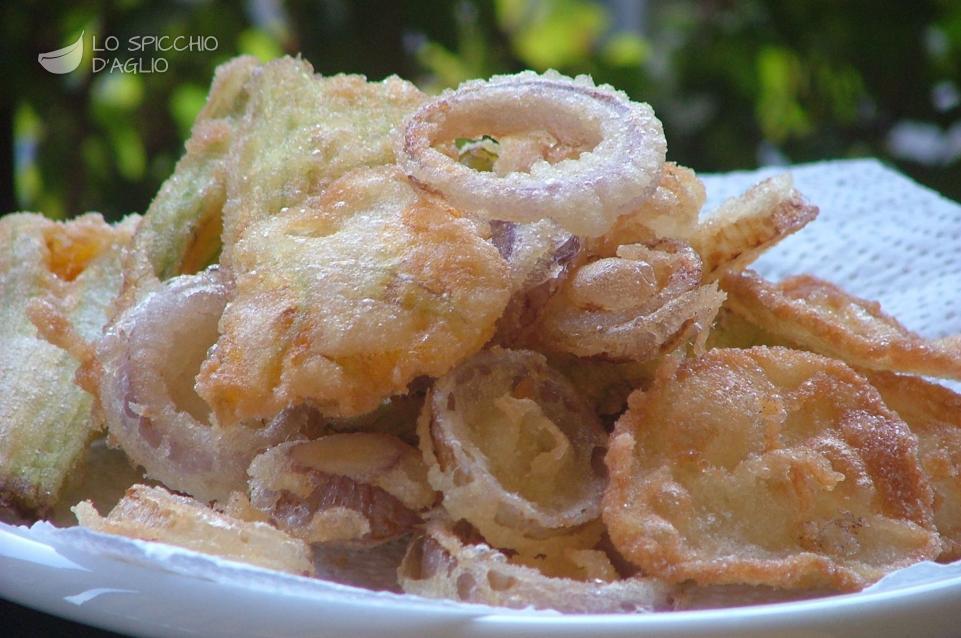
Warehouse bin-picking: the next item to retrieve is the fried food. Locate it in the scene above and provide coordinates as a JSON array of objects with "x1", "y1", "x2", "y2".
[
  {"x1": 397, "y1": 71, "x2": 666, "y2": 237},
  {"x1": 123, "y1": 56, "x2": 259, "y2": 294},
  {"x1": 865, "y1": 371, "x2": 961, "y2": 561},
  {"x1": 489, "y1": 219, "x2": 581, "y2": 344},
  {"x1": 321, "y1": 394, "x2": 425, "y2": 445},
  {"x1": 529, "y1": 240, "x2": 725, "y2": 361},
  {"x1": 7, "y1": 58, "x2": 960, "y2": 614},
  {"x1": 398, "y1": 519, "x2": 672, "y2": 613},
  {"x1": 547, "y1": 353, "x2": 658, "y2": 417},
  {"x1": 691, "y1": 175, "x2": 817, "y2": 281},
  {"x1": 220, "y1": 56, "x2": 427, "y2": 262},
  {"x1": 1, "y1": 212, "x2": 135, "y2": 520},
  {"x1": 670, "y1": 583, "x2": 835, "y2": 610},
  {"x1": 196, "y1": 166, "x2": 510, "y2": 425},
  {"x1": 721, "y1": 270, "x2": 961, "y2": 380},
  {"x1": 247, "y1": 434, "x2": 436, "y2": 545},
  {"x1": 604, "y1": 347, "x2": 940, "y2": 591},
  {"x1": 73, "y1": 484, "x2": 314, "y2": 576},
  {"x1": 589, "y1": 162, "x2": 706, "y2": 255},
  {"x1": 419, "y1": 348, "x2": 608, "y2": 556},
  {"x1": 95, "y1": 268, "x2": 303, "y2": 502}
]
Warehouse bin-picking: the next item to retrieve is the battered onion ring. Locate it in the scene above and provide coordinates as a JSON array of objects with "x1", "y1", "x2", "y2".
[
  {"x1": 247, "y1": 434, "x2": 436, "y2": 546},
  {"x1": 419, "y1": 348, "x2": 608, "y2": 556},
  {"x1": 398, "y1": 519, "x2": 672, "y2": 613},
  {"x1": 96, "y1": 268, "x2": 302, "y2": 502},
  {"x1": 489, "y1": 219, "x2": 581, "y2": 344},
  {"x1": 396, "y1": 71, "x2": 666, "y2": 237},
  {"x1": 529, "y1": 240, "x2": 725, "y2": 361}
]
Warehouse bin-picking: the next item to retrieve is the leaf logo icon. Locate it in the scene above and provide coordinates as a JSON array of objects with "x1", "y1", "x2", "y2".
[{"x1": 38, "y1": 31, "x2": 84, "y2": 74}]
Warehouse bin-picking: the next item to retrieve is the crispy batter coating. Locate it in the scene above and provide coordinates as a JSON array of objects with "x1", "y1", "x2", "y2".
[
  {"x1": 419, "y1": 348, "x2": 608, "y2": 556},
  {"x1": 589, "y1": 163, "x2": 705, "y2": 256},
  {"x1": 95, "y1": 269, "x2": 305, "y2": 502},
  {"x1": 722, "y1": 270, "x2": 961, "y2": 380},
  {"x1": 197, "y1": 167, "x2": 509, "y2": 424},
  {"x1": 220, "y1": 56, "x2": 427, "y2": 262},
  {"x1": 604, "y1": 347, "x2": 940, "y2": 591},
  {"x1": 398, "y1": 519, "x2": 672, "y2": 613},
  {"x1": 74, "y1": 484, "x2": 314, "y2": 576},
  {"x1": 1, "y1": 213, "x2": 136, "y2": 520},
  {"x1": 865, "y1": 371, "x2": 961, "y2": 561},
  {"x1": 547, "y1": 353, "x2": 659, "y2": 417},
  {"x1": 123, "y1": 56, "x2": 259, "y2": 297},
  {"x1": 690, "y1": 174, "x2": 818, "y2": 281},
  {"x1": 529, "y1": 240, "x2": 725, "y2": 361},
  {"x1": 247, "y1": 434, "x2": 436, "y2": 545},
  {"x1": 489, "y1": 219, "x2": 582, "y2": 345}
]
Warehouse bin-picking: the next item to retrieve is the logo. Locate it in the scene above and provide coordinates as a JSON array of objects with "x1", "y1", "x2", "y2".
[
  {"x1": 38, "y1": 31, "x2": 84, "y2": 74},
  {"x1": 39, "y1": 32, "x2": 218, "y2": 75}
]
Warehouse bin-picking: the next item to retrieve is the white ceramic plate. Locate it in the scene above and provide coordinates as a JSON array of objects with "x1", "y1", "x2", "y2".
[{"x1": 4, "y1": 520, "x2": 961, "y2": 638}]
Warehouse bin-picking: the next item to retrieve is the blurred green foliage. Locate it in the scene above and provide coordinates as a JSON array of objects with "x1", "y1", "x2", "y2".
[{"x1": 2, "y1": 0, "x2": 960, "y2": 221}]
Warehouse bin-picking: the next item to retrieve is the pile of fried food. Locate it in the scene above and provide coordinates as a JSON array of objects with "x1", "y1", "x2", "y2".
[{"x1": 3, "y1": 56, "x2": 960, "y2": 614}]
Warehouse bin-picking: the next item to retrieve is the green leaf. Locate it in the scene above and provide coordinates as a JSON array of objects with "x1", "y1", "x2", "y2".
[
  {"x1": 13, "y1": 104, "x2": 43, "y2": 211},
  {"x1": 497, "y1": 0, "x2": 608, "y2": 70},
  {"x1": 601, "y1": 33, "x2": 649, "y2": 67},
  {"x1": 111, "y1": 126, "x2": 146, "y2": 181},
  {"x1": 170, "y1": 84, "x2": 208, "y2": 140},
  {"x1": 91, "y1": 73, "x2": 144, "y2": 111},
  {"x1": 238, "y1": 28, "x2": 283, "y2": 62},
  {"x1": 756, "y1": 46, "x2": 810, "y2": 143}
]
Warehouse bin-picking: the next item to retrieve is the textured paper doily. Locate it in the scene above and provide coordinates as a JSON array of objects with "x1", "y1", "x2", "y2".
[{"x1": 701, "y1": 158, "x2": 961, "y2": 340}]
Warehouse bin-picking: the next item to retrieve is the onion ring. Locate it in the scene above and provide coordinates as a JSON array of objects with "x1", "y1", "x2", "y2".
[
  {"x1": 396, "y1": 71, "x2": 666, "y2": 237},
  {"x1": 398, "y1": 519, "x2": 672, "y2": 613},
  {"x1": 419, "y1": 348, "x2": 608, "y2": 556},
  {"x1": 489, "y1": 219, "x2": 581, "y2": 344},
  {"x1": 529, "y1": 240, "x2": 725, "y2": 361},
  {"x1": 247, "y1": 434, "x2": 436, "y2": 546},
  {"x1": 96, "y1": 268, "x2": 303, "y2": 502}
]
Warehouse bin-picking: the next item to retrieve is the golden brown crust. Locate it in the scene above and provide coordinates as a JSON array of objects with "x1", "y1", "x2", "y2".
[
  {"x1": 419, "y1": 348, "x2": 608, "y2": 556},
  {"x1": 529, "y1": 240, "x2": 725, "y2": 361},
  {"x1": 74, "y1": 484, "x2": 315, "y2": 576},
  {"x1": 691, "y1": 174, "x2": 818, "y2": 280},
  {"x1": 865, "y1": 371, "x2": 961, "y2": 561},
  {"x1": 196, "y1": 167, "x2": 510, "y2": 424},
  {"x1": 247, "y1": 434, "x2": 436, "y2": 546},
  {"x1": 398, "y1": 519, "x2": 673, "y2": 613},
  {"x1": 721, "y1": 270, "x2": 961, "y2": 380},
  {"x1": 603, "y1": 347, "x2": 940, "y2": 591}
]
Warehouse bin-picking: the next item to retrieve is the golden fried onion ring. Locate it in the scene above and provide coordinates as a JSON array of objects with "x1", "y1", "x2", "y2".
[
  {"x1": 588, "y1": 162, "x2": 706, "y2": 256},
  {"x1": 530, "y1": 240, "x2": 725, "y2": 361},
  {"x1": 96, "y1": 268, "x2": 301, "y2": 502},
  {"x1": 399, "y1": 519, "x2": 672, "y2": 613},
  {"x1": 604, "y1": 347, "x2": 940, "y2": 590},
  {"x1": 397, "y1": 71, "x2": 666, "y2": 237},
  {"x1": 721, "y1": 270, "x2": 961, "y2": 380},
  {"x1": 419, "y1": 348, "x2": 608, "y2": 555},
  {"x1": 248, "y1": 434, "x2": 436, "y2": 545},
  {"x1": 489, "y1": 219, "x2": 581, "y2": 344}
]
